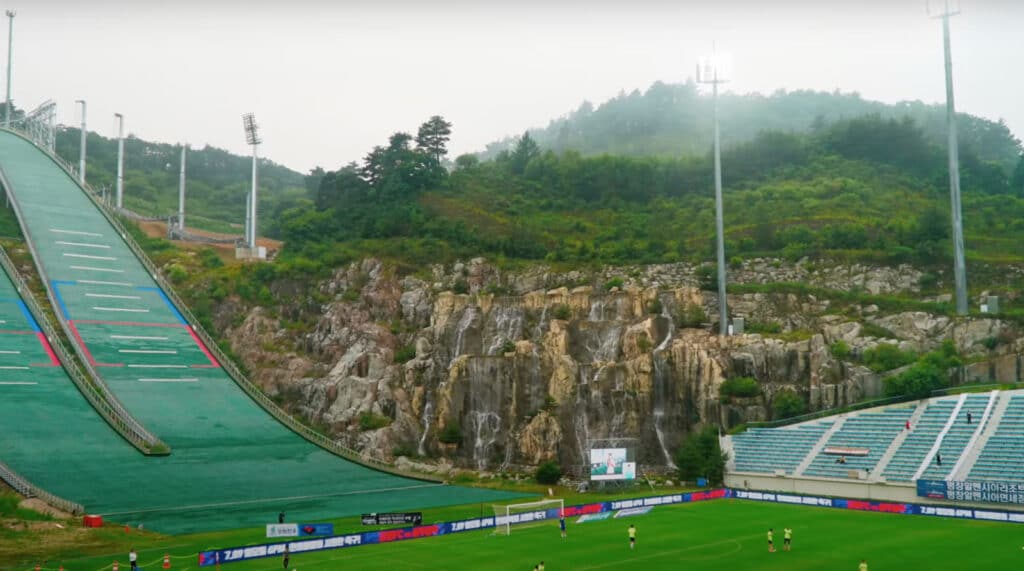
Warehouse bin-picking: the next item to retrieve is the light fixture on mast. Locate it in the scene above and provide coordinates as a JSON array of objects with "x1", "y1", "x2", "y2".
[{"x1": 242, "y1": 113, "x2": 261, "y2": 251}]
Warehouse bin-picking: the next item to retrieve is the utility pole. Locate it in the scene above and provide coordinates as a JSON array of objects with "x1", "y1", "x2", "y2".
[
  {"x1": 76, "y1": 100, "x2": 87, "y2": 184},
  {"x1": 115, "y1": 113, "x2": 124, "y2": 209},
  {"x1": 178, "y1": 144, "x2": 187, "y2": 232},
  {"x1": 930, "y1": 0, "x2": 968, "y2": 315},
  {"x1": 4, "y1": 10, "x2": 15, "y2": 127},
  {"x1": 242, "y1": 113, "x2": 261, "y2": 251},
  {"x1": 697, "y1": 48, "x2": 731, "y2": 335}
]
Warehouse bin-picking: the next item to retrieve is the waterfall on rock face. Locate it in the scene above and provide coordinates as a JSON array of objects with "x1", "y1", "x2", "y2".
[
  {"x1": 533, "y1": 305, "x2": 548, "y2": 339},
  {"x1": 588, "y1": 299, "x2": 605, "y2": 321},
  {"x1": 451, "y1": 305, "x2": 478, "y2": 364},
  {"x1": 652, "y1": 300, "x2": 677, "y2": 468},
  {"x1": 466, "y1": 359, "x2": 504, "y2": 470},
  {"x1": 417, "y1": 399, "x2": 433, "y2": 456},
  {"x1": 485, "y1": 305, "x2": 524, "y2": 356}
]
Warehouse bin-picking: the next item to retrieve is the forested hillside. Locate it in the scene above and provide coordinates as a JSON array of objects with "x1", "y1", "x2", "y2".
[
  {"x1": 274, "y1": 110, "x2": 1024, "y2": 277},
  {"x1": 481, "y1": 84, "x2": 1022, "y2": 174},
  {"x1": 53, "y1": 127, "x2": 311, "y2": 236}
]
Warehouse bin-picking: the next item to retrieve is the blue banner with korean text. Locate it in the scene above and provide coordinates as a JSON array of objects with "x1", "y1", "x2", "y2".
[{"x1": 917, "y1": 479, "x2": 1024, "y2": 506}]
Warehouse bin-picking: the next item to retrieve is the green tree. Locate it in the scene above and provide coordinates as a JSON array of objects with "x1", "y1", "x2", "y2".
[
  {"x1": 675, "y1": 426, "x2": 727, "y2": 485},
  {"x1": 772, "y1": 389, "x2": 806, "y2": 420},
  {"x1": 509, "y1": 131, "x2": 540, "y2": 175},
  {"x1": 415, "y1": 115, "x2": 453, "y2": 163}
]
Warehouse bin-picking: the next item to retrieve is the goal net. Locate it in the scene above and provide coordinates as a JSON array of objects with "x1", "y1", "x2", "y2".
[{"x1": 492, "y1": 499, "x2": 565, "y2": 536}]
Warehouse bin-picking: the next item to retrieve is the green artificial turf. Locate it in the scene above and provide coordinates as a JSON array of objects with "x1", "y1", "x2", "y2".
[{"x1": 40, "y1": 498, "x2": 1024, "y2": 571}]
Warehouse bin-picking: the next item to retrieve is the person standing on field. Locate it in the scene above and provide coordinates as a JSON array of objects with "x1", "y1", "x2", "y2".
[
  {"x1": 783, "y1": 527, "x2": 792, "y2": 551},
  {"x1": 283, "y1": 545, "x2": 290, "y2": 570},
  {"x1": 767, "y1": 528, "x2": 775, "y2": 553},
  {"x1": 859, "y1": 559, "x2": 869, "y2": 571},
  {"x1": 559, "y1": 515, "x2": 567, "y2": 538},
  {"x1": 628, "y1": 524, "x2": 636, "y2": 550},
  {"x1": 129, "y1": 548, "x2": 138, "y2": 571}
]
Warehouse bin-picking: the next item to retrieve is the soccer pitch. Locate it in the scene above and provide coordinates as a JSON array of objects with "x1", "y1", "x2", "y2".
[{"x1": 198, "y1": 499, "x2": 1023, "y2": 571}]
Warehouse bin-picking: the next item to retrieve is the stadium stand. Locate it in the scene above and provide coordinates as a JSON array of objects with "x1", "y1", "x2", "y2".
[
  {"x1": 731, "y1": 422, "x2": 833, "y2": 475},
  {"x1": 801, "y1": 407, "x2": 915, "y2": 479},
  {"x1": 968, "y1": 394, "x2": 1024, "y2": 483}
]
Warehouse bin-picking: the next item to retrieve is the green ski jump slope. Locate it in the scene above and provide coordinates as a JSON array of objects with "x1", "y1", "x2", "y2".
[{"x1": 0, "y1": 130, "x2": 518, "y2": 533}]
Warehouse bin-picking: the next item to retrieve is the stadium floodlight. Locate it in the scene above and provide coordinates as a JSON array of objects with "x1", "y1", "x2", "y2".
[
  {"x1": 696, "y1": 46, "x2": 731, "y2": 336},
  {"x1": 178, "y1": 144, "x2": 188, "y2": 231},
  {"x1": 927, "y1": 0, "x2": 968, "y2": 316},
  {"x1": 76, "y1": 100, "x2": 86, "y2": 184},
  {"x1": 492, "y1": 499, "x2": 564, "y2": 536},
  {"x1": 242, "y1": 112, "x2": 261, "y2": 250},
  {"x1": 4, "y1": 10, "x2": 14, "y2": 127},
  {"x1": 115, "y1": 113, "x2": 124, "y2": 209}
]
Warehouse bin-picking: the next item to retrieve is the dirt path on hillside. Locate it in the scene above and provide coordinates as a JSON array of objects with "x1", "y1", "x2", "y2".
[{"x1": 136, "y1": 220, "x2": 283, "y2": 261}]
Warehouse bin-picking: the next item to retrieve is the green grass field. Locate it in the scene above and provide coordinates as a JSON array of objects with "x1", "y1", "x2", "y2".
[{"x1": 45, "y1": 499, "x2": 1024, "y2": 571}]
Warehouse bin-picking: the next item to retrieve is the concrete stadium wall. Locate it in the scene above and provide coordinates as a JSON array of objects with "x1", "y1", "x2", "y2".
[{"x1": 725, "y1": 472, "x2": 1024, "y2": 512}]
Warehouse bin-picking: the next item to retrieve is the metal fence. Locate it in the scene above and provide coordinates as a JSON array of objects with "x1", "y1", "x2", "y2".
[{"x1": 0, "y1": 459, "x2": 84, "y2": 515}]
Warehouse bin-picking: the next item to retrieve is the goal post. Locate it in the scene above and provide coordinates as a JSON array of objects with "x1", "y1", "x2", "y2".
[{"x1": 492, "y1": 499, "x2": 565, "y2": 536}]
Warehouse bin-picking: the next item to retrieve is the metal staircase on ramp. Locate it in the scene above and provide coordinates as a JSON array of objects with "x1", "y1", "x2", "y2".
[
  {"x1": 948, "y1": 390, "x2": 1007, "y2": 481},
  {"x1": 870, "y1": 399, "x2": 930, "y2": 482}
]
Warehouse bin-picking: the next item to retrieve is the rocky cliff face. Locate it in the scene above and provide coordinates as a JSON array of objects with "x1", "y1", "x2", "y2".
[{"x1": 217, "y1": 258, "x2": 1023, "y2": 474}]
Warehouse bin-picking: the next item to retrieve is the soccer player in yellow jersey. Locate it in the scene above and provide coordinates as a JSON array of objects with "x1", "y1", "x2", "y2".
[
  {"x1": 767, "y1": 528, "x2": 775, "y2": 552},
  {"x1": 628, "y1": 524, "x2": 636, "y2": 550},
  {"x1": 783, "y1": 527, "x2": 792, "y2": 551},
  {"x1": 859, "y1": 559, "x2": 868, "y2": 571}
]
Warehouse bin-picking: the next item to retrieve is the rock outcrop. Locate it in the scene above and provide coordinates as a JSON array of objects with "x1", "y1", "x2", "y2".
[{"x1": 219, "y1": 258, "x2": 1023, "y2": 473}]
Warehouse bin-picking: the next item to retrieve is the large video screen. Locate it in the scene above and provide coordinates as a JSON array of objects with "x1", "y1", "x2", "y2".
[{"x1": 589, "y1": 448, "x2": 636, "y2": 481}]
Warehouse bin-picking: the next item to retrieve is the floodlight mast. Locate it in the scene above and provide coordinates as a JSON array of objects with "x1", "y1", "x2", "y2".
[
  {"x1": 4, "y1": 10, "x2": 14, "y2": 127},
  {"x1": 696, "y1": 49, "x2": 730, "y2": 336},
  {"x1": 178, "y1": 144, "x2": 187, "y2": 231},
  {"x1": 115, "y1": 113, "x2": 124, "y2": 209},
  {"x1": 929, "y1": 0, "x2": 968, "y2": 315},
  {"x1": 76, "y1": 100, "x2": 86, "y2": 184},
  {"x1": 243, "y1": 113, "x2": 261, "y2": 251}
]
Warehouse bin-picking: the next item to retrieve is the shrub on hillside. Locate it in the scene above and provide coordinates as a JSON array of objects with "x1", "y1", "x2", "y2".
[
  {"x1": 863, "y1": 343, "x2": 916, "y2": 372},
  {"x1": 439, "y1": 422, "x2": 462, "y2": 444},
  {"x1": 719, "y1": 377, "x2": 761, "y2": 401},
  {"x1": 535, "y1": 460, "x2": 562, "y2": 485},
  {"x1": 773, "y1": 389, "x2": 806, "y2": 420},
  {"x1": 676, "y1": 303, "x2": 707, "y2": 329},
  {"x1": 830, "y1": 340, "x2": 851, "y2": 360}
]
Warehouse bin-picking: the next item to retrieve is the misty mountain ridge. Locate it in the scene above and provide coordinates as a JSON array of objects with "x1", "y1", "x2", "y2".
[{"x1": 480, "y1": 82, "x2": 1022, "y2": 173}]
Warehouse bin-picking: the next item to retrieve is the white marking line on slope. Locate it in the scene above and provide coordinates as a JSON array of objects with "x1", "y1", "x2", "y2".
[
  {"x1": 78, "y1": 279, "x2": 133, "y2": 287},
  {"x1": 51, "y1": 228, "x2": 102, "y2": 237},
  {"x1": 56, "y1": 241, "x2": 110, "y2": 249},
  {"x1": 120, "y1": 350, "x2": 178, "y2": 355},
  {"x1": 0, "y1": 320, "x2": 5, "y2": 323},
  {"x1": 127, "y1": 364, "x2": 188, "y2": 369},
  {"x1": 111, "y1": 335, "x2": 169, "y2": 341},
  {"x1": 71, "y1": 265, "x2": 124, "y2": 273},
  {"x1": 0, "y1": 366, "x2": 29, "y2": 370},
  {"x1": 64, "y1": 253, "x2": 117, "y2": 261},
  {"x1": 138, "y1": 378, "x2": 197, "y2": 383},
  {"x1": 0, "y1": 381, "x2": 38, "y2": 385},
  {"x1": 0, "y1": 351, "x2": 21, "y2": 355},
  {"x1": 86, "y1": 293, "x2": 141, "y2": 300},
  {"x1": 93, "y1": 307, "x2": 149, "y2": 313}
]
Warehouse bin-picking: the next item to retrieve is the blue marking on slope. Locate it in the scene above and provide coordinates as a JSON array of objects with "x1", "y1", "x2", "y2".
[
  {"x1": 50, "y1": 280, "x2": 77, "y2": 320},
  {"x1": 137, "y1": 286, "x2": 187, "y2": 325}
]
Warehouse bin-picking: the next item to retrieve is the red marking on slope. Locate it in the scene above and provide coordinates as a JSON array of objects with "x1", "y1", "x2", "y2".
[
  {"x1": 185, "y1": 325, "x2": 220, "y2": 368},
  {"x1": 35, "y1": 332, "x2": 60, "y2": 366}
]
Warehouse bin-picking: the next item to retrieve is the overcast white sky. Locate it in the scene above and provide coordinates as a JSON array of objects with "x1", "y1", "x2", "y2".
[{"x1": 6, "y1": 0, "x2": 1022, "y2": 173}]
